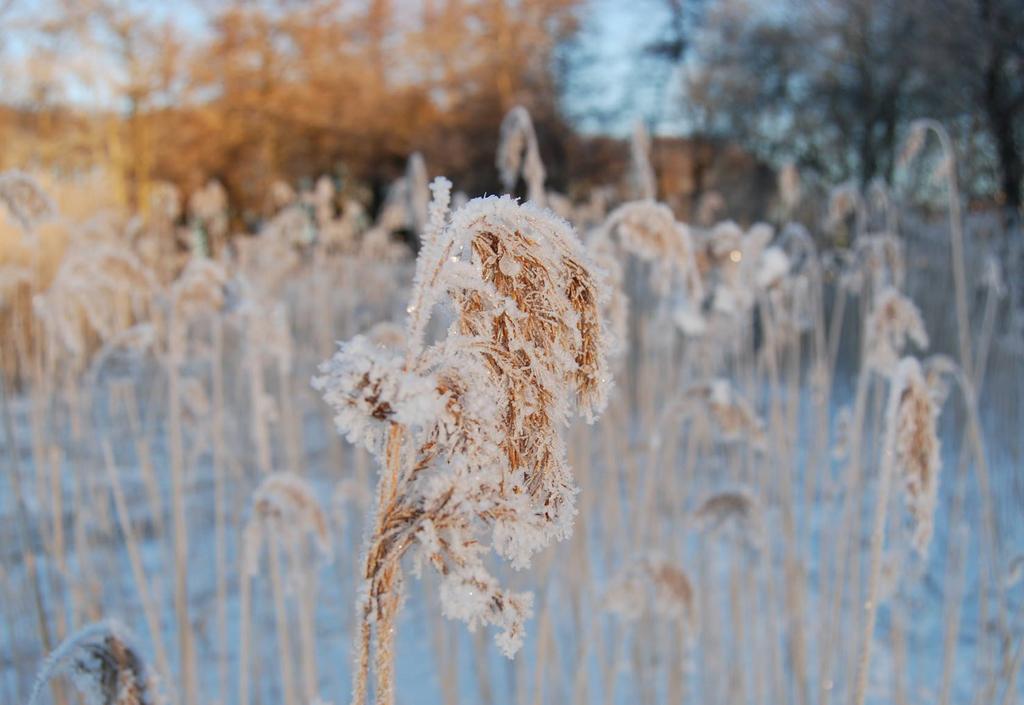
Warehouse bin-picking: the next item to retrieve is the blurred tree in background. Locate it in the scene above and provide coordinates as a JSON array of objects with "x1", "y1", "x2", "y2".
[
  {"x1": 1, "y1": 0, "x2": 582, "y2": 219},
  {"x1": 683, "y1": 0, "x2": 1022, "y2": 214},
  {"x1": 0, "y1": 0, "x2": 1020, "y2": 221}
]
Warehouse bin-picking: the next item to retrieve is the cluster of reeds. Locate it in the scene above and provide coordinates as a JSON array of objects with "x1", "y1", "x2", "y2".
[{"x1": 2, "y1": 111, "x2": 1022, "y2": 705}]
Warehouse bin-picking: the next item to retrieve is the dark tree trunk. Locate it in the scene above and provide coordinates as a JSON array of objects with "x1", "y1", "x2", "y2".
[
  {"x1": 979, "y1": 0, "x2": 1023, "y2": 213},
  {"x1": 987, "y1": 96, "x2": 1022, "y2": 212},
  {"x1": 859, "y1": 125, "x2": 879, "y2": 187}
]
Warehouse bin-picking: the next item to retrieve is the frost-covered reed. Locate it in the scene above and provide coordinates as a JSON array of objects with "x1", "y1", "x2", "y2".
[
  {"x1": 27, "y1": 621, "x2": 157, "y2": 705},
  {"x1": 315, "y1": 176, "x2": 611, "y2": 704}
]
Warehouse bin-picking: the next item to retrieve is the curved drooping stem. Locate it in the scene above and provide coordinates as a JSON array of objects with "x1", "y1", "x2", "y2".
[
  {"x1": 854, "y1": 358, "x2": 939, "y2": 705},
  {"x1": 905, "y1": 120, "x2": 1004, "y2": 693}
]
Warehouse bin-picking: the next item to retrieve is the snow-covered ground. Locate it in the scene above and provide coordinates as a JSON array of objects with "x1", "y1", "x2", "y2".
[{"x1": 2, "y1": 214, "x2": 1023, "y2": 705}]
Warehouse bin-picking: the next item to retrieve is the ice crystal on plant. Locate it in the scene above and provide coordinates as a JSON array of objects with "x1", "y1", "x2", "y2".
[
  {"x1": 315, "y1": 177, "x2": 612, "y2": 682},
  {"x1": 438, "y1": 565, "x2": 534, "y2": 658},
  {"x1": 28, "y1": 620, "x2": 159, "y2": 705}
]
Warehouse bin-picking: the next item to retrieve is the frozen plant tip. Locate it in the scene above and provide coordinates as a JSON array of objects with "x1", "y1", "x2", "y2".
[
  {"x1": 244, "y1": 472, "x2": 333, "y2": 580},
  {"x1": 691, "y1": 489, "x2": 763, "y2": 552},
  {"x1": 628, "y1": 120, "x2": 657, "y2": 201},
  {"x1": 169, "y1": 258, "x2": 230, "y2": 324},
  {"x1": 406, "y1": 152, "x2": 430, "y2": 235},
  {"x1": 33, "y1": 246, "x2": 157, "y2": 363},
  {"x1": 684, "y1": 380, "x2": 765, "y2": 449},
  {"x1": 241, "y1": 473, "x2": 333, "y2": 705},
  {"x1": 497, "y1": 106, "x2": 547, "y2": 205},
  {"x1": 314, "y1": 177, "x2": 611, "y2": 704},
  {"x1": 604, "y1": 557, "x2": 696, "y2": 631},
  {"x1": 888, "y1": 358, "x2": 942, "y2": 556},
  {"x1": 865, "y1": 287, "x2": 928, "y2": 373},
  {"x1": 777, "y1": 162, "x2": 801, "y2": 213},
  {"x1": 0, "y1": 170, "x2": 56, "y2": 235},
  {"x1": 853, "y1": 233, "x2": 906, "y2": 295},
  {"x1": 27, "y1": 620, "x2": 158, "y2": 705},
  {"x1": 596, "y1": 200, "x2": 704, "y2": 335}
]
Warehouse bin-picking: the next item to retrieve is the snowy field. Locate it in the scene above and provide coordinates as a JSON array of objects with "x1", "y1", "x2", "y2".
[{"x1": 2, "y1": 127, "x2": 1024, "y2": 705}]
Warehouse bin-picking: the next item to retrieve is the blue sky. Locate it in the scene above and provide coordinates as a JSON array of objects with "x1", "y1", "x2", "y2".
[{"x1": 564, "y1": 0, "x2": 689, "y2": 134}]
